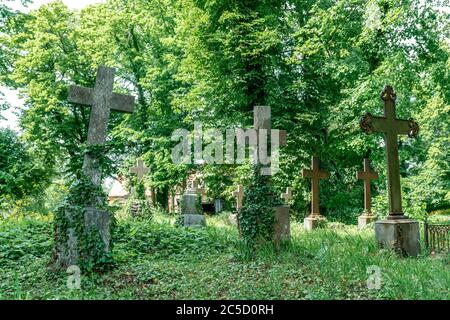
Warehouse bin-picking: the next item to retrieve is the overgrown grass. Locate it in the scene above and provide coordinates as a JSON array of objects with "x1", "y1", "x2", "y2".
[{"x1": 0, "y1": 213, "x2": 448, "y2": 300}]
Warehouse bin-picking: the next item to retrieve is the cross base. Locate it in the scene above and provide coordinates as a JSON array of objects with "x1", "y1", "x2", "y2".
[
  {"x1": 375, "y1": 219, "x2": 420, "y2": 257},
  {"x1": 358, "y1": 214, "x2": 377, "y2": 229},
  {"x1": 387, "y1": 214, "x2": 408, "y2": 220},
  {"x1": 304, "y1": 215, "x2": 327, "y2": 231}
]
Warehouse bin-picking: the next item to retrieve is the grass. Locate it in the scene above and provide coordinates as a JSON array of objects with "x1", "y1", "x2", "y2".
[{"x1": 0, "y1": 212, "x2": 449, "y2": 300}]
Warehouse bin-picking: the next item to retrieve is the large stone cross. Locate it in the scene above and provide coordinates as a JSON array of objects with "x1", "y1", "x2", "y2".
[
  {"x1": 357, "y1": 158, "x2": 378, "y2": 215},
  {"x1": 130, "y1": 159, "x2": 149, "y2": 180},
  {"x1": 281, "y1": 187, "x2": 293, "y2": 203},
  {"x1": 360, "y1": 85, "x2": 419, "y2": 219},
  {"x1": 233, "y1": 185, "x2": 244, "y2": 211},
  {"x1": 69, "y1": 65, "x2": 135, "y2": 185},
  {"x1": 253, "y1": 106, "x2": 287, "y2": 175},
  {"x1": 302, "y1": 156, "x2": 330, "y2": 216}
]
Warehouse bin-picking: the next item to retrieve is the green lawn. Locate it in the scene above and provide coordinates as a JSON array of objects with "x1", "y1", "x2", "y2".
[{"x1": 0, "y1": 213, "x2": 448, "y2": 300}]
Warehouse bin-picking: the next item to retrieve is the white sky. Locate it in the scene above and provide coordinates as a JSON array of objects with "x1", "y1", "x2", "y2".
[{"x1": 0, "y1": 0, "x2": 104, "y2": 131}]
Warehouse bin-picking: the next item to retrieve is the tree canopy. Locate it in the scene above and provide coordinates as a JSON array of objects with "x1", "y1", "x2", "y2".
[{"x1": 0, "y1": 0, "x2": 448, "y2": 221}]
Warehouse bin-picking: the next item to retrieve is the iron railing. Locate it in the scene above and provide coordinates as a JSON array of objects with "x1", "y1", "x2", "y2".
[{"x1": 424, "y1": 221, "x2": 450, "y2": 253}]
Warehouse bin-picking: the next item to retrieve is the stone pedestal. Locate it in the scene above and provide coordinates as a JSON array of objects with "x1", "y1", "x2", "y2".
[
  {"x1": 273, "y1": 206, "x2": 290, "y2": 245},
  {"x1": 54, "y1": 206, "x2": 111, "y2": 269},
  {"x1": 304, "y1": 215, "x2": 326, "y2": 231},
  {"x1": 180, "y1": 188, "x2": 206, "y2": 227},
  {"x1": 358, "y1": 215, "x2": 377, "y2": 229},
  {"x1": 181, "y1": 214, "x2": 206, "y2": 228},
  {"x1": 375, "y1": 219, "x2": 420, "y2": 257}
]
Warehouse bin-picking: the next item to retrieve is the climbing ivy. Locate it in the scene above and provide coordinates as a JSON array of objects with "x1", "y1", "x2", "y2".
[
  {"x1": 53, "y1": 174, "x2": 114, "y2": 272},
  {"x1": 126, "y1": 180, "x2": 152, "y2": 219},
  {"x1": 238, "y1": 165, "x2": 282, "y2": 247}
]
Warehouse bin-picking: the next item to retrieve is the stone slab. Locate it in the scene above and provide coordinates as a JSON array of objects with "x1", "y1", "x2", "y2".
[
  {"x1": 274, "y1": 206, "x2": 290, "y2": 244},
  {"x1": 181, "y1": 192, "x2": 203, "y2": 216},
  {"x1": 182, "y1": 214, "x2": 206, "y2": 228},
  {"x1": 375, "y1": 219, "x2": 420, "y2": 257}
]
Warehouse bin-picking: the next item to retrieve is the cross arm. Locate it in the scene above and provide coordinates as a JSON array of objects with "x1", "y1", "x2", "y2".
[
  {"x1": 68, "y1": 85, "x2": 93, "y2": 106},
  {"x1": 360, "y1": 113, "x2": 419, "y2": 138},
  {"x1": 394, "y1": 119, "x2": 420, "y2": 138},
  {"x1": 318, "y1": 171, "x2": 331, "y2": 179},
  {"x1": 357, "y1": 171, "x2": 379, "y2": 181},
  {"x1": 110, "y1": 93, "x2": 135, "y2": 113},
  {"x1": 360, "y1": 113, "x2": 387, "y2": 133}
]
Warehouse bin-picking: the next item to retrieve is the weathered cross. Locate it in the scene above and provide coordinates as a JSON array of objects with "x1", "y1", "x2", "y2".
[
  {"x1": 281, "y1": 187, "x2": 293, "y2": 203},
  {"x1": 233, "y1": 185, "x2": 244, "y2": 211},
  {"x1": 357, "y1": 158, "x2": 379, "y2": 215},
  {"x1": 253, "y1": 106, "x2": 287, "y2": 175},
  {"x1": 130, "y1": 159, "x2": 149, "y2": 180},
  {"x1": 360, "y1": 85, "x2": 419, "y2": 219},
  {"x1": 69, "y1": 65, "x2": 135, "y2": 185},
  {"x1": 302, "y1": 156, "x2": 330, "y2": 217}
]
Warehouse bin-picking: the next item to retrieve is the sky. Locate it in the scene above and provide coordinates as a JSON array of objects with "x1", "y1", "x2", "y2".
[{"x1": 0, "y1": 0, "x2": 104, "y2": 131}]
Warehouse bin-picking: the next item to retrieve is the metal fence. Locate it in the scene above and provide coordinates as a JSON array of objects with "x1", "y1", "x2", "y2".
[{"x1": 424, "y1": 222, "x2": 450, "y2": 253}]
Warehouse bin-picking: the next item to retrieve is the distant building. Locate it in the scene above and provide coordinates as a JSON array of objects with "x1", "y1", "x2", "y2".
[{"x1": 108, "y1": 178, "x2": 152, "y2": 204}]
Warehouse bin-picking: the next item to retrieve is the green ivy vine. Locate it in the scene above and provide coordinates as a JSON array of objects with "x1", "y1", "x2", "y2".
[
  {"x1": 54, "y1": 169, "x2": 114, "y2": 271},
  {"x1": 238, "y1": 165, "x2": 282, "y2": 247}
]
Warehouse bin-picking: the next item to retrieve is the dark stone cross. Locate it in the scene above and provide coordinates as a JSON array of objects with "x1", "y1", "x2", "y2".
[
  {"x1": 357, "y1": 158, "x2": 379, "y2": 215},
  {"x1": 69, "y1": 65, "x2": 135, "y2": 185},
  {"x1": 302, "y1": 156, "x2": 330, "y2": 217},
  {"x1": 360, "y1": 85, "x2": 419, "y2": 219}
]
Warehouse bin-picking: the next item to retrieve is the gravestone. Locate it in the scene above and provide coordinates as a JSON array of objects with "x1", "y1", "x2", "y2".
[
  {"x1": 129, "y1": 159, "x2": 150, "y2": 217},
  {"x1": 357, "y1": 158, "x2": 379, "y2": 228},
  {"x1": 230, "y1": 185, "x2": 244, "y2": 225},
  {"x1": 360, "y1": 85, "x2": 420, "y2": 256},
  {"x1": 180, "y1": 179, "x2": 206, "y2": 227},
  {"x1": 55, "y1": 66, "x2": 135, "y2": 268},
  {"x1": 302, "y1": 156, "x2": 330, "y2": 231},
  {"x1": 274, "y1": 187, "x2": 293, "y2": 244}
]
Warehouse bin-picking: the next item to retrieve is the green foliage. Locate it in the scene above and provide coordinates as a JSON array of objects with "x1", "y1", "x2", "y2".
[
  {"x1": 125, "y1": 180, "x2": 153, "y2": 219},
  {"x1": 1, "y1": 0, "x2": 449, "y2": 222},
  {"x1": 0, "y1": 128, "x2": 51, "y2": 213},
  {"x1": 1, "y1": 214, "x2": 449, "y2": 300},
  {"x1": 239, "y1": 166, "x2": 283, "y2": 246}
]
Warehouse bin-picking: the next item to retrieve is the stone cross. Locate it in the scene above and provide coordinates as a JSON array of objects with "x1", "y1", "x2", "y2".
[
  {"x1": 192, "y1": 178, "x2": 206, "y2": 196},
  {"x1": 360, "y1": 85, "x2": 419, "y2": 219},
  {"x1": 130, "y1": 159, "x2": 149, "y2": 180},
  {"x1": 233, "y1": 185, "x2": 244, "y2": 211},
  {"x1": 302, "y1": 156, "x2": 330, "y2": 216},
  {"x1": 253, "y1": 106, "x2": 287, "y2": 175},
  {"x1": 281, "y1": 187, "x2": 293, "y2": 203},
  {"x1": 357, "y1": 158, "x2": 379, "y2": 215},
  {"x1": 69, "y1": 65, "x2": 135, "y2": 186}
]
